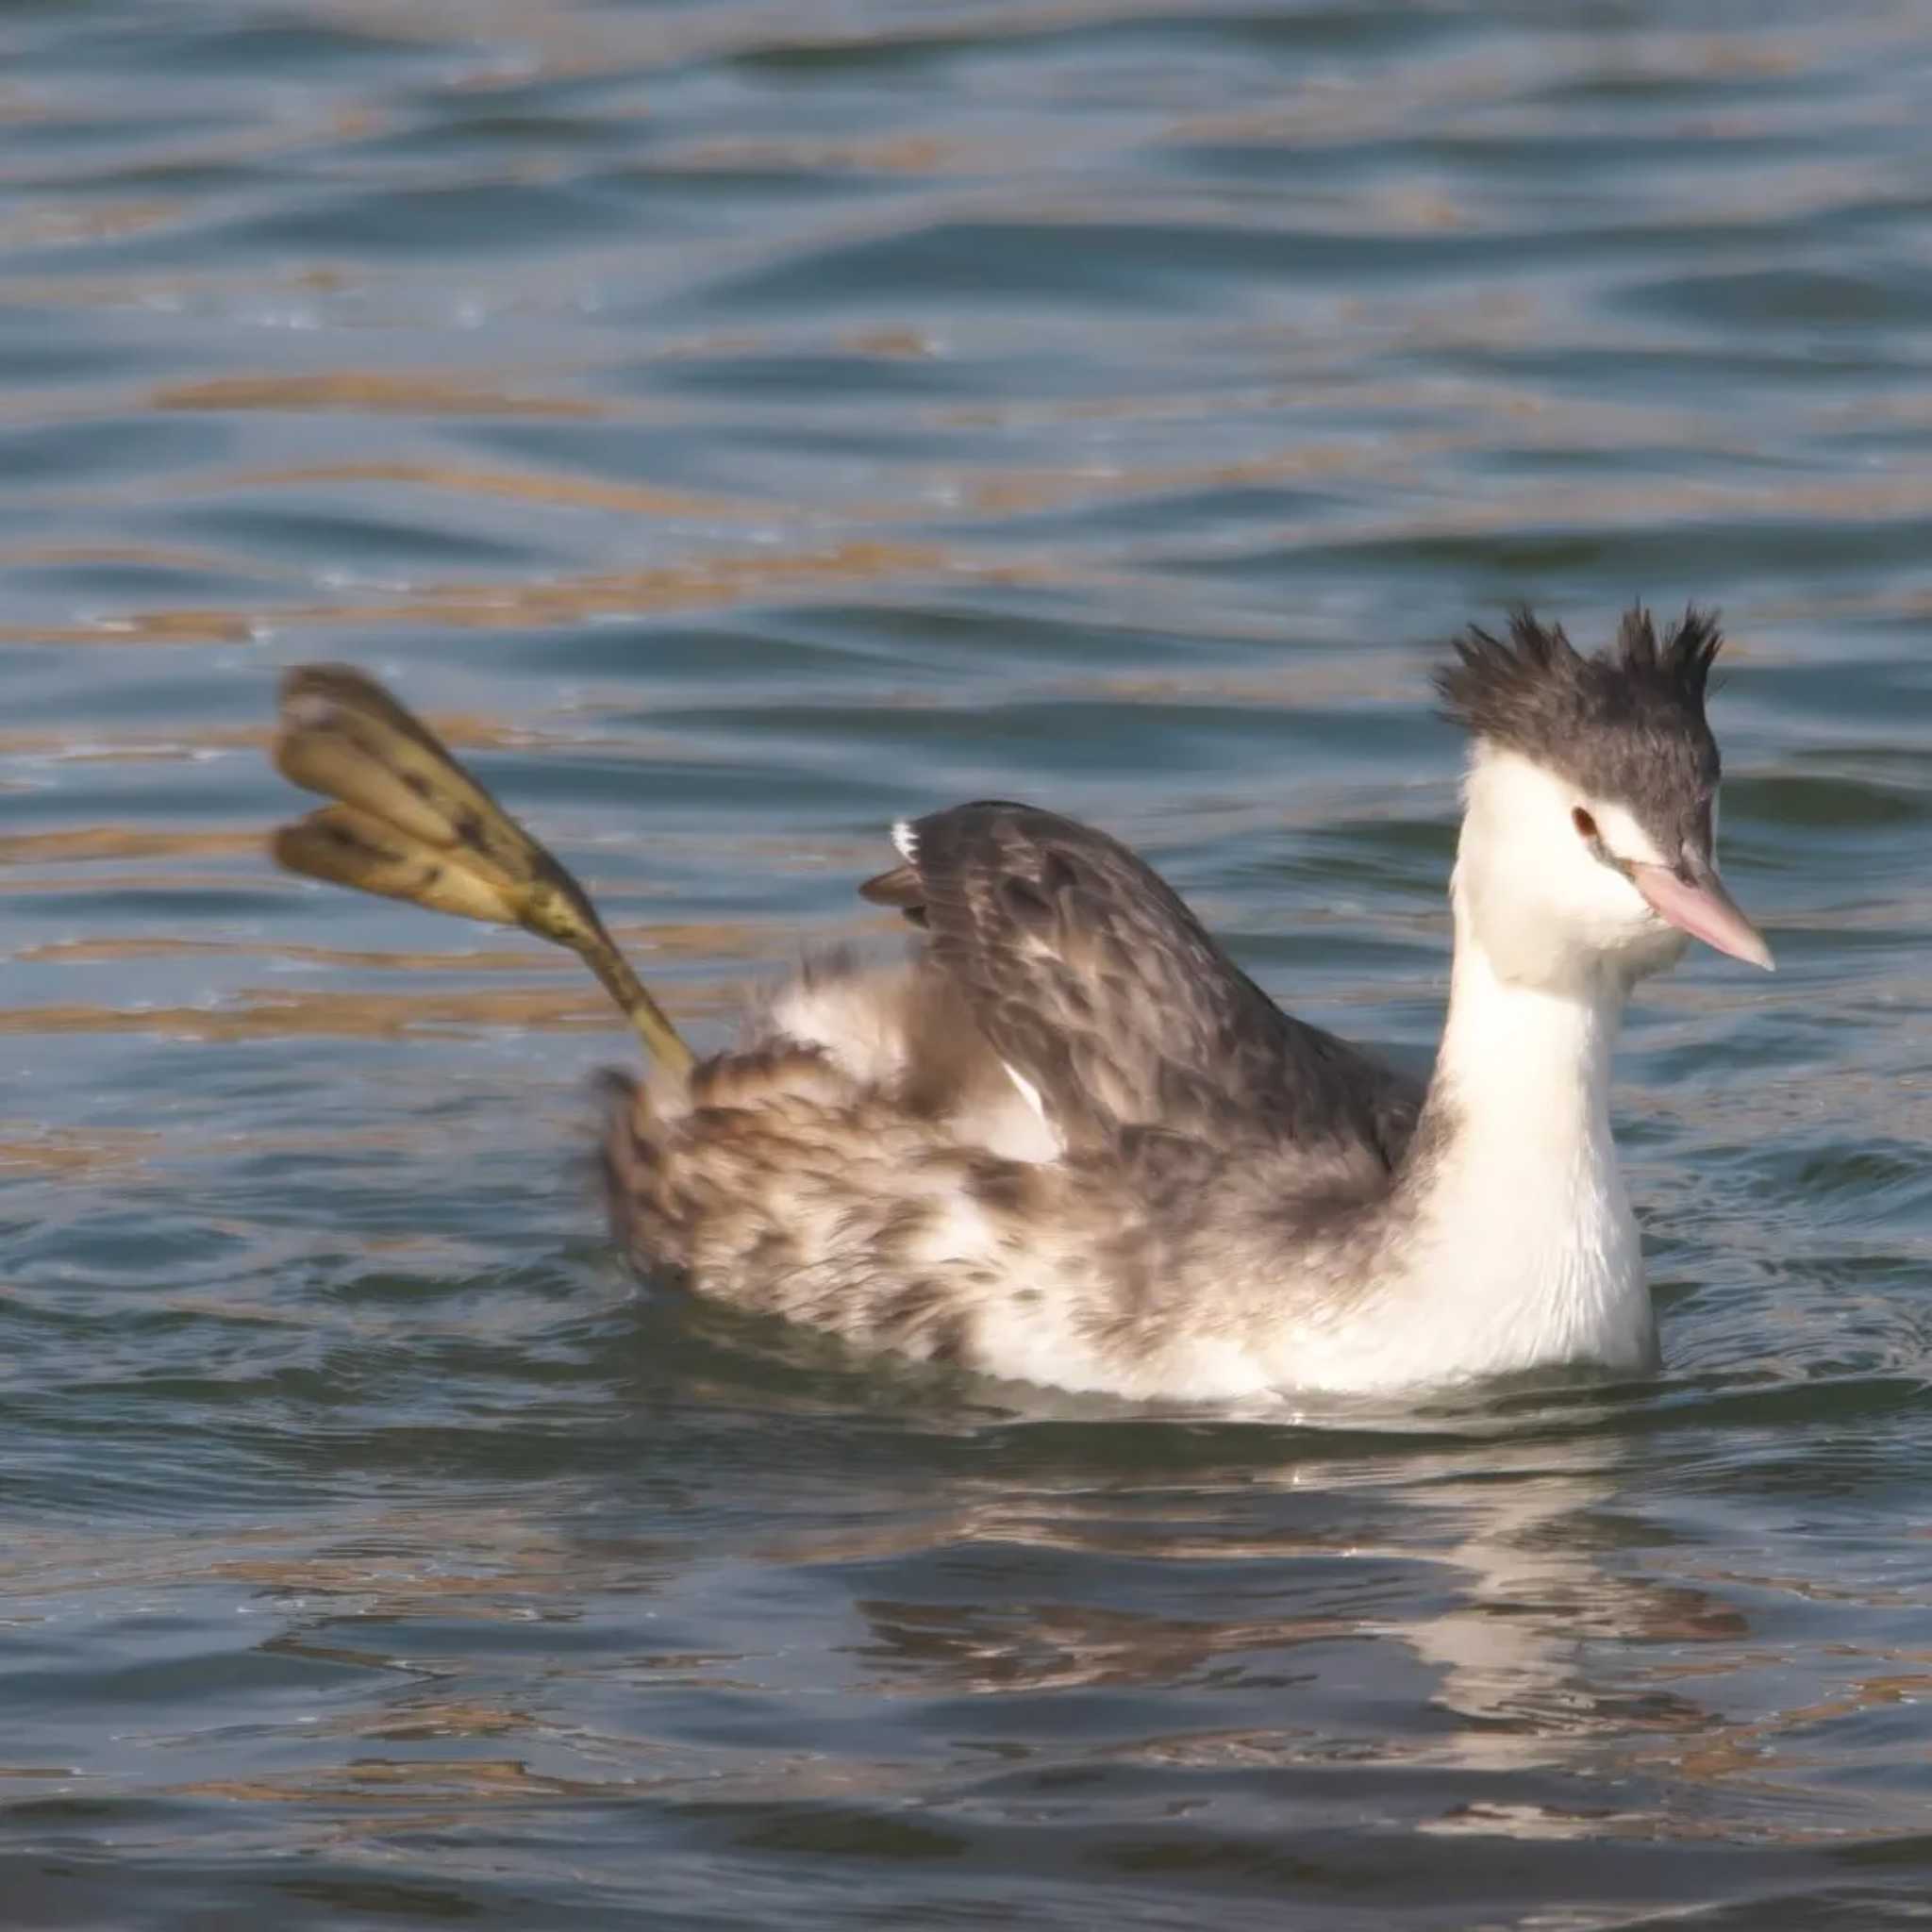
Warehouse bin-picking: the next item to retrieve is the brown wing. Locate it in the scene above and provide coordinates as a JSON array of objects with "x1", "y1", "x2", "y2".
[{"x1": 859, "y1": 802, "x2": 1419, "y2": 1165}]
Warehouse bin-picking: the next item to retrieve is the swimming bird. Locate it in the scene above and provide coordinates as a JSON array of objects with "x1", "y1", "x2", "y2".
[{"x1": 270, "y1": 606, "x2": 1770, "y2": 1401}]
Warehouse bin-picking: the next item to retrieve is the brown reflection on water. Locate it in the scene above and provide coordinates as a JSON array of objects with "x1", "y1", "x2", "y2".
[
  {"x1": 0, "y1": 983, "x2": 735, "y2": 1041},
  {"x1": 175, "y1": 1757, "x2": 609, "y2": 1807},
  {"x1": 0, "y1": 540, "x2": 263, "y2": 578},
  {"x1": 0, "y1": 201, "x2": 181, "y2": 250},
  {"x1": 0, "y1": 539, "x2": 955, "y2": 648},
  {"x1": 151, "y1": 373, "x2": 607, "y2": 421},
  {"x1": 0, "y1": 869, "x2": 265, "y2": 899},
  {"x1": 304, "y1": 538, "x2": 952, "y2": 632},
  {"x1": 20, "y1": 918, "x2": 789, "y2": 974},
  {"x1": 0, "y1": 828, "x2": 264, "y2": 868},
  {"x1": 668, "y1": 131, "x2": 987, "y2": 176},
  {"x1": 0, "y1": 1123, "x2": 158, "y2": 1177},
  {"x1": 0, "y1": 608, "x2": 260, "y2": 647},
  {"x1": 0, "y1": 718, "x2": 598, "y2": 764},
  {"x1": 253, "y1": 460, "x2": 764, "y2": 524},
  {"x1": 859, "y1": 1594, "x2": 1350, "y2": 1696}
]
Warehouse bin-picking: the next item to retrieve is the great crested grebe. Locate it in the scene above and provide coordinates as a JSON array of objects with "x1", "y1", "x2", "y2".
[{"x1": 270, "y1": 606, "x2": 1770, "y2": 1401}]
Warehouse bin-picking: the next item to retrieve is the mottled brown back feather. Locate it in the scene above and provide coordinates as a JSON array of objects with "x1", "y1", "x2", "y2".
[{"x1": 882, "y1": 802, "x2": 1419, "y2": 1170}]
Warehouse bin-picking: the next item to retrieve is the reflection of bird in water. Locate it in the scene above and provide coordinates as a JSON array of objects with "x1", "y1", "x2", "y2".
[
  {"x1": 1383, "y1": 1441, "x2": 1741, "y2": 1772},
  {"x1": 270, "y1": 607, "x2": 1768, "y2": 1400},
  {"x1": 821, "y1": 1434, "x2": 1748, "y2": 1803}
]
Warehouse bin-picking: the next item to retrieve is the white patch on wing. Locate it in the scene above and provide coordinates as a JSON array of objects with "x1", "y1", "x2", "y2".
[
  {"x1": 758, "y1": 964, "x2": 1060, "y2": 1162},
  {"x1": 1002, "y1": 1061, "x2": 1046, "y2": 1123},
  {"x1": 960, "y1": 1091, "x2": 1060, "y2": 1163},
  {"x1": 965, "y1": 1060, "x2": 1059, "y2": 1166},
  {"x1": 891, "y1": 818, "x2": 919, "y2": 864}
]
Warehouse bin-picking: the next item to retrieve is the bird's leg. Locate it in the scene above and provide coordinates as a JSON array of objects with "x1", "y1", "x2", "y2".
[{"x1": 269, "y1": 664, "x2": 693, "y2": 1074}]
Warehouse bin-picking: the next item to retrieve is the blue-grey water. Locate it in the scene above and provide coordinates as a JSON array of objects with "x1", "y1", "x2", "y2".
[{"x1": 2, "y1": 3, "x2": 1929, "y2": 1926}]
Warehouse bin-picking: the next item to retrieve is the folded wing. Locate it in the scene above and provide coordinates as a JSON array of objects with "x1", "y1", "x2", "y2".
[{"x1": 861, "y1": 802, "x2": 1420, "y2": 1168}]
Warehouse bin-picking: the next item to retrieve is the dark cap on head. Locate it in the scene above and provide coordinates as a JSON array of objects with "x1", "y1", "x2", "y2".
[{"x1": 1435, "y1": 605, "x2": 1724, "y2": 856}]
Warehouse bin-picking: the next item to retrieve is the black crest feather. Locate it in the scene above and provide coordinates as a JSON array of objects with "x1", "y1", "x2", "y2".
[
  {"x1": 1433, "y1": 603, "x2": 1724, "y2": 841},
  {"x1": 1436, "y1": 604, "x2": 1720, "y2": 749}
]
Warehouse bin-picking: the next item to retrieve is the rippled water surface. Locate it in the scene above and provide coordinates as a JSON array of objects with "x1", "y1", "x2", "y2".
[{"x1": 3, "y1": 2, "x2": 1931, "y2": 1924}]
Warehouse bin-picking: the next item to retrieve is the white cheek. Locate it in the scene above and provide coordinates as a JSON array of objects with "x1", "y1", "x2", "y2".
[{"x1": 1577, "y1": 851, "x2": 1649, "y2": 941}]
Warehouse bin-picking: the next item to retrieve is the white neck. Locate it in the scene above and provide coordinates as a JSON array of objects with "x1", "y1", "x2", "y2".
[{"x1": 1384, "y1": 898, "x2": 1657, "y2": 1384}]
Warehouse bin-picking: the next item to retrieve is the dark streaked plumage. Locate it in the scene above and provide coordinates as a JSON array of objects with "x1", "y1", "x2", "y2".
[{"x1": 861, "y1": 803, "x2": 1419, "y2": 1165}]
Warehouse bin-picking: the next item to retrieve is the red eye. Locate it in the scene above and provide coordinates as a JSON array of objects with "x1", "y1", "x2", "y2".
[{"x1": 1572, "y1": 807, "x2": 1598, "y2": 841}]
